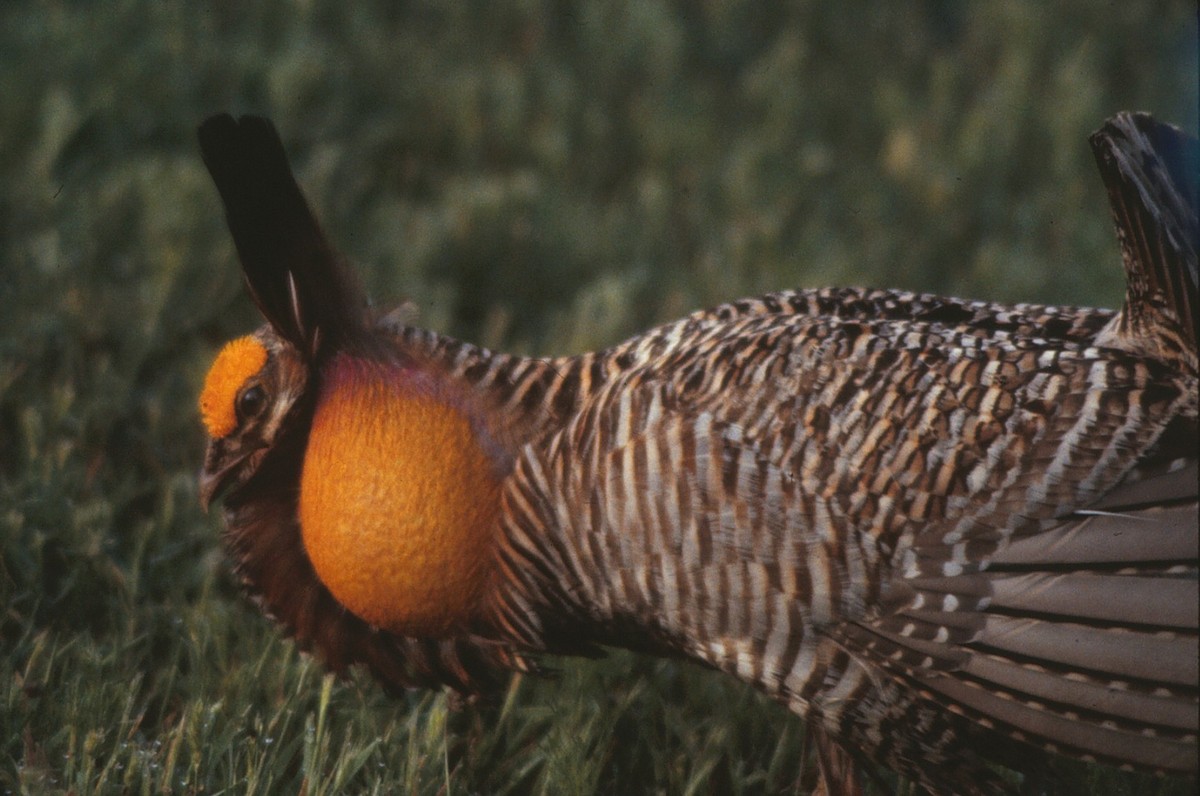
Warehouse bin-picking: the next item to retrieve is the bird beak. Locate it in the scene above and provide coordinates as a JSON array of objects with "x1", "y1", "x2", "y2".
[
  {"x1": 199, "y1": 442, "x2": 255, "y2": 512},
  {"x1": 198, "y1": 467, "x2": 223, "y2": 512}
]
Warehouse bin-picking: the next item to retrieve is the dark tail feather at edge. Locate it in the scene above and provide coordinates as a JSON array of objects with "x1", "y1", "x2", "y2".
[{"x1": 1090, "y1": 112, "x2": 1199, "y2": 373}]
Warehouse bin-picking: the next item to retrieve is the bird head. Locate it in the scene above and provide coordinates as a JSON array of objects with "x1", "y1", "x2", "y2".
[{"x1": 198, "y1": 329, "x2": 309, "y2": 509}]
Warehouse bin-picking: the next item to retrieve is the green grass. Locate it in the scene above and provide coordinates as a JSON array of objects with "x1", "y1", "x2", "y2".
[{"x1": 1, "y1": 1, "x2": 1197, "y2": 793}]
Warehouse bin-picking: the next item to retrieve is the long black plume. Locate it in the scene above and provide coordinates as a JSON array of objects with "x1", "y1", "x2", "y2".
[{"x1": 198, "y1": 114, "x2": 366, "y2": 357}]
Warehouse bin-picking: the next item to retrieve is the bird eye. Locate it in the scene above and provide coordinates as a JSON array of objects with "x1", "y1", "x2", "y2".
[{"x1": 236, "y1": 385, "x2": 267, "y2": 421}]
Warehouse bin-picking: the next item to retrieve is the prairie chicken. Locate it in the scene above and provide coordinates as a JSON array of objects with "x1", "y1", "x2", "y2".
[{"x1": 197, "y1": 111, "x2": 1198, "y2": 795}]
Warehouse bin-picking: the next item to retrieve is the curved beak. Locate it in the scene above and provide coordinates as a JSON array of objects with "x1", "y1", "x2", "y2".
[
  {"x1": 199, "y1": 440, "x2": 256, "y2": 512},
  {"x1": 199, "y1": 466, "x2": 230, "y2": 512}
]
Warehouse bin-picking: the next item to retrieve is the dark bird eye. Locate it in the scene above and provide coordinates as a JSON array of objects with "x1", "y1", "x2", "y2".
[{"x1": 237, "y1": 385, "x2": 267, "y2": 421}]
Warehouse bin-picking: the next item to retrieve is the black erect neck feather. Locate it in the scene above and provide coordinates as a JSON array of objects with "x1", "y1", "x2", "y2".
[{"x1": 198, "y1": 114, "x2": 366, "y2": 357}]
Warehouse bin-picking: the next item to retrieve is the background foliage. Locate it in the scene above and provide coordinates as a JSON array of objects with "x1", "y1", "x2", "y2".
[{"x1": 1, "y1": 1, "x2": 1196, "y2": 793}]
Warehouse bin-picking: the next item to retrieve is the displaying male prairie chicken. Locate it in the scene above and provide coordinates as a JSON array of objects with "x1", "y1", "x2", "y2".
[{"x1": 197, "y1": 111, "x2": 1198, "y2": 795}]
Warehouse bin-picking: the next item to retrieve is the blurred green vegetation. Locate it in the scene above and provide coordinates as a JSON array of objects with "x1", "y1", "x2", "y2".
[{"x1": 1, "y1": 1, "x2": 1196, "y2": 793}]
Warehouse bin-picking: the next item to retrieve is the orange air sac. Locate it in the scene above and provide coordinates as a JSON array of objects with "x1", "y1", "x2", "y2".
[{"x1": 299, "y1": 354, "x2": 501, "y2": 637}]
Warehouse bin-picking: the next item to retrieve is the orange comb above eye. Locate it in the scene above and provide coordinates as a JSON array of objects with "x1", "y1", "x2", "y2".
[{"x1": 200, "y1": 336, "x2": 269, "y2": 438}]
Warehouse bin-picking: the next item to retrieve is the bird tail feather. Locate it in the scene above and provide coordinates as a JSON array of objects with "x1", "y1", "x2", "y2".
[{"x1": 1091, "y1": 112, "x2": 1199, "y2": 374}]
